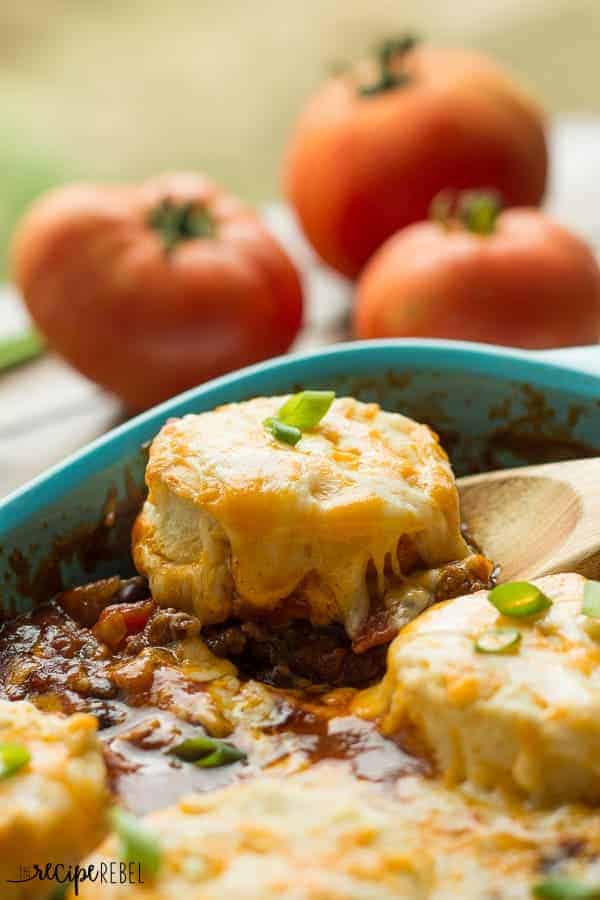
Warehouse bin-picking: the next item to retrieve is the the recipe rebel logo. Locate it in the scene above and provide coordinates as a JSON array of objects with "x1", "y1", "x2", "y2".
[{"x1": 7, "y1": 861, "x2": 144, "y2": 896}]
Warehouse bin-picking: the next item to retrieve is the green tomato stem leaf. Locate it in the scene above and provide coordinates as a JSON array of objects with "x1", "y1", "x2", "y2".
[
  {"x1": 358, "y1": 34, "x2": 419, "y2": 97},
  {"x1": 148, "y1": 198, "x2": 216, "y2": 254},
  {"x1": 457, "y1": 190, "x2": 502, "y2": 236}
]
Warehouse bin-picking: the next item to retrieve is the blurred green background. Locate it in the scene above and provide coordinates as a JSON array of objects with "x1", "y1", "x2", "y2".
[{"x1": 1, "y1": 0, "x2": 599, "y2": 277}]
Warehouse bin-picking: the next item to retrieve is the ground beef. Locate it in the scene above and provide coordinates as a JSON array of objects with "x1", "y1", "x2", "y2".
[
  {"x1": 434, "y1": 553, "x2": 494, "y2": 602},
  {"x1": 203, "y1": 619, "x2": 387, "y2": 688}
]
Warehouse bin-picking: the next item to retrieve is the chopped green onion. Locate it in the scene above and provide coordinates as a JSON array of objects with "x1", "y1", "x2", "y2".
[
  {"x1": 488, "y1": 582, "x2": 552, "y2": 618},
  {"x1": 0, "y1": 329, "x2": 44, "y2": 373},
  {"x1": 278, "y1": 390, "x2": 335, "y2": 430},
  {"x1": 474, "y1": 627, "x2": 521, "y2": 655},
  {"x1": 110, "y1": 807, "x2": 162, "y2": 878},
  {"x1": 264, "y1": 417, "x2": 302, "y2": 446},
  {"x1": 532, "y1": 877, "x2": 600, "y2": 899},
  {"x1": 171, "y1": 735, "x2": 247, "y2": 769},
  {"x1": 264, "y1": 391, "x2": 335, "y2": 446},
  {"x1": 582, "y1": 580, "x2": 600, "y2": 618},
  {"x1": 49, "y1": 886, "x2": 69, "y2": 900},
  {"x1": 0, "y1": 742, "x2": 30, "y2": 779}
]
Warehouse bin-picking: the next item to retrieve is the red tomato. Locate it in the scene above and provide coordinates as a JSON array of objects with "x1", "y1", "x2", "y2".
[
  {"x1": 12, "y1": 173, "x2": 303, "y2": 410},
  {"x1": 355, "y1": 193, "x2": 600, "y2": 349},
  {"x1": 93, "y1": 600, "x2": 155, "y2": 649},
  {"x1": 283, "y1": 39, "x2": 547, "y2": 278}
]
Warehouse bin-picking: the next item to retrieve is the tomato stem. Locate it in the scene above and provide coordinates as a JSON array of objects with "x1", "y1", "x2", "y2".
[
  {"x1": 358, "y1": 34, "x2": 419, "y2": 97},
  {"x1": 458, "y1": 191, "x2": 502, "y2": 236},
  {"x1": 430, "y1": 189, "x2": 502, "y2": 236},
  {"x1": 148, "y1": 197, "x2": 216, "y2": 253},
  {"x1": 429, "y1": 190, "x2": 455, "y2": 232}
]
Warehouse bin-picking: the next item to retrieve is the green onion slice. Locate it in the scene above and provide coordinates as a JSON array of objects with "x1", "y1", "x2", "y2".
[
  {"x1": 264, "y1": 390, "x2": 335, "y2": 445},
  {"x1": 0, "y1": 742, "x2": 30, "y2": 779},
  {"x1": 277, "y1": 390, "x2": 335, "y2": 430},
  {"x1": 171, "y1": 735, "x2": 247, "y2": 769},
  {"x1": 263, "y1": 417, "x2": 302, "y2": 446},
  {"x1": 110, "y1": 807, "x2": 162, "y2": 878},
  {"x1": 49, "y1": 886, "x2": 70, "y2": 900},
  {"x1": 582, "y1": 580, "x2": 600, "y2": 618},
  {"x1": 532, "y1": 877, "x2": 600, "y2": 899},
  {"x1": 474, "y1": 627, "x2": 521, "y2": 655},
  {"x1": 488, "y1": 581, "x2": 552, "y2": 618}
]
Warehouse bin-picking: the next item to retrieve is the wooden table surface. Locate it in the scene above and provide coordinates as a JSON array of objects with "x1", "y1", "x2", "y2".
[{"x1": 2, "y1": 118, "x2": 600, "y2": 500}]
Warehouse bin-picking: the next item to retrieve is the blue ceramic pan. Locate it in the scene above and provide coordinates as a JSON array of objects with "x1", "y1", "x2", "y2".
[{"x1": 1, "y1": 339, "x2": 599, "y2": 615}]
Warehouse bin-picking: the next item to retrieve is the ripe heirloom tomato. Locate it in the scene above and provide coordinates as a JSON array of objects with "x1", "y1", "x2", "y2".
[
  {"x1": 12, "y1": 173, "x2": 303, "y2": 410},
  {"x1": 355, "y1": 192, "x2": 600, "y2": 349},
  {"x1": 283, "y1": 37, "x2": 548, "y2": 278}
]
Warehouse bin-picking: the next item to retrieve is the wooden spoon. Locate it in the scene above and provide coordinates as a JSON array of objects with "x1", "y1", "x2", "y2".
[{"x1": 458, "y1": 458, "x2": 600, "y2": 582}]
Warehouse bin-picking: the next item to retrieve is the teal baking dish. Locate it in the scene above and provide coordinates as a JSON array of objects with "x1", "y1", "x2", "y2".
[{"x1": 1, "y1": 339, "x2": 599, "y2": 615}]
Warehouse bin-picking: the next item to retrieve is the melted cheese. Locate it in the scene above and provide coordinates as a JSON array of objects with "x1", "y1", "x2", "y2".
[
  {"x1": 0, "y1": 700, "x2": 110, "y2": 899},
  {"x1": 355, "y1": 572, "x2": 600, "y2": 805},
  {"x1": 133, "y1": 396, "x2": 468, "y2": 636},
  {"x1": 76, "y1": 767, "x2": 600, "y2": 900}
]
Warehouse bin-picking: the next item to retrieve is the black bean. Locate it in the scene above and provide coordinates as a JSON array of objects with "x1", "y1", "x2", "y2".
[{"x1": 115, "y1": 576, "x2": 149, "y2": 605}]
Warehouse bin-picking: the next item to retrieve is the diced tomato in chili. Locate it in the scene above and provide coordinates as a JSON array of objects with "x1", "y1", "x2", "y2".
[{"x1": 93, "y1": 600, "x2": 155, "y2": 649}]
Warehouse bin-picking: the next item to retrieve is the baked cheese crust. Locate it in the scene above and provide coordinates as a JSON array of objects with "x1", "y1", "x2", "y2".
[
  {"x1": 75, "y1": 767, "x2": 600, "y2": 899},
  {"x1": 0, "y1": 700, "x2": 110, "y2": 899},
  {"x1": 133, "y1": 396, "x2": 468, "y2": 637},
  {"x1": 355, "y1": 572, "x2": 600, "y2": 805}
]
